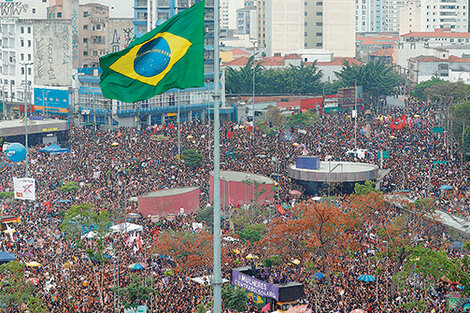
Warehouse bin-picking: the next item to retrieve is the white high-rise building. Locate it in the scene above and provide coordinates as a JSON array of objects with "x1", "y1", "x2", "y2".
[
  {"x1": 355, "y1": 0, "x2": 405, "y2": 32},
  {"x1": 323, "y1": 0, "x2": 356, "y2": 57},
  {"x1": 265, "y1": 0, "x2": 305, "y2": 56},
  {"x1": 0, "y1": 0, "x2": 49, "y2": 106},
  {"x1": 400, "y1": 0, "x2": 469, "y2": 34},
  {"x1": 221, "y1": 0, "x2": 244, "y2": 31}
]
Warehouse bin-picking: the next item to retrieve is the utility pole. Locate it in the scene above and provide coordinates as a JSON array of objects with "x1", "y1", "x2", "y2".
[
  {"x1": 93, "y1": 91, "x2": 97, "y2": 133},
  {"x1": 251, "y1": 40, "x2": 256, "y2": 140},
  {"x1": 212, "y1": 0, "x2": 222, "y2": 311},
  {"x1": 23, "y1": 62, "x2": 33, "y2": 177},
  {"x1": 354, "y1": 81, "x2": 358, "y2": 153}
]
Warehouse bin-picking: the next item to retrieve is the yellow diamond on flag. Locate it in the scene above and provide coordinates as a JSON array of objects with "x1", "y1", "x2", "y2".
[{"x1": 109, "y1": 32, "x2": 192, "y2": 87}]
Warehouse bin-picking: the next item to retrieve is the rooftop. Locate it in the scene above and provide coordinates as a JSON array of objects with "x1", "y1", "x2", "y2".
[{"x1": 402, "y1": 28, "x2": 470, "y2": 38}]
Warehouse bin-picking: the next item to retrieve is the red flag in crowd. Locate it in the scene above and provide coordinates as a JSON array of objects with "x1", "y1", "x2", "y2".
[
  {"x1": 276, "y1": 204, "x2": 286, "y2": 215},
  {"x1": 248, "y1": 126, "x2": 253, "y2": 132},
  {"x1": 227, "y1": 131, "x2": 233, "y2": 138},
  {"x1": 390, "y1": 115, "x2": 407, "y2": 130},
  {"x1": 169, "y1": 123, "x2": 174, "y2": 130},
  {"x1": 42, "y1": 201, "x2": 52, "y2": 213},
  {"x1": 153, "y1": 125, "x2": 158, "y2": 133}
]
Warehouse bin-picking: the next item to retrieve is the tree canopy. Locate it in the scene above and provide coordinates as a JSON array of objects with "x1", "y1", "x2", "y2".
[
  {"x1": 334, "y1": 60, "x2": 402, "y2": 98},
  {"x1": 225, "y1": 57, "x2": 323, "y2": 95}
]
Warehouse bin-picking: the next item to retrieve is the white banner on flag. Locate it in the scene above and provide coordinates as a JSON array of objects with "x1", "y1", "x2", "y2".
[{"x1": 13, "y1": 177, "x2": 36, "y2": 201}]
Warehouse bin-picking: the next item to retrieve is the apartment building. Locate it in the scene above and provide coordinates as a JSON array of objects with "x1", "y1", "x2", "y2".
[{"x1": 399, "y1": 0, "x2": 469, "y2": 34}]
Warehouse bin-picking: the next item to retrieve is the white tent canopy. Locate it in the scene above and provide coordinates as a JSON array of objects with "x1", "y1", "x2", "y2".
[{"x1": 111, "y1": 222, "x2": 143, "y2": 234}]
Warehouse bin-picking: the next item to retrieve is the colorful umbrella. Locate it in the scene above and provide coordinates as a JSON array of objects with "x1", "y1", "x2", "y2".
[
  {"x1": 350, "y1": 310, "x2": 365, "y2": 313},
  {"x1": 357, "y1": 274, "x2": 375, "y2": 282},
  {"x1": 313, "y1": 272, "x2": 325, "y2": 280},
  {"x1": 25, "y1": 261, "x2": 41, "y2": 267},
  {"x1": 26, "y1": 278, "x2": 39, "y2": 285},
  {"x1": 289, "y1": 259, "x2": 301, "y2": 265},
  {"x1": 128, "y1": 263, "x2": 145, "y2": 270},
  {"x1": 289, "y1": 190, "x2": 301, "y2": 196}
]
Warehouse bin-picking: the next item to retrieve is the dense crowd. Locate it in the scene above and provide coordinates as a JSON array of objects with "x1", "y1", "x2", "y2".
[{"x1": 0, "y1": 96, "x2": 468, "y2": 312}]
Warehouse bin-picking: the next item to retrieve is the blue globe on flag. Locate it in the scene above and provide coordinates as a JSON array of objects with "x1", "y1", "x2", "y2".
[
  {"x1": 5, "y1": 143, "x2": 27, "y2": 163},
  {"x1": 134, "y1": 37, "x2": 171, "y2": 77}
]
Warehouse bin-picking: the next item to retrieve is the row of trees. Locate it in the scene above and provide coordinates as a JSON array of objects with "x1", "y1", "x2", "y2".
[{"x1": 225, "y1": 57, "x2": 402, "y2": 99}]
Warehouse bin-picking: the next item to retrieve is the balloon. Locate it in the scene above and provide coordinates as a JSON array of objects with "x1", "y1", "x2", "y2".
[{"x1": 5, "y1": 143, "x2": 27, "y2": 163}]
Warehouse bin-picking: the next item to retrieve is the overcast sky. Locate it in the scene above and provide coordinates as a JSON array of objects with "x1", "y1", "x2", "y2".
[{"x1": 80, "y1": 0, "x2": 134, "y2": 19}]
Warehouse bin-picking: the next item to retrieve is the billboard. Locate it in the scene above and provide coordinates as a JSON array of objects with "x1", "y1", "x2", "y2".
[
  {"x1": 34, "y1": 21, "x2": 72, "y2": 86},
  {"x1": 13, "y1": 177, "x2": 36, "y2": 201},
  {"x1": 34, "y1": 88, "x2": 69, "y2": 115},
  {"x1": 232, "y1": 269, "x2": 279, "y2": 300}
]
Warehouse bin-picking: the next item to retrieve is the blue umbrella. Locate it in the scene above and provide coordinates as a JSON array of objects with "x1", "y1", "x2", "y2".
[
  {"x1": 439, "y1": 185, "x2": 453, "y2": 191},
  {"x1": 0, "y1": 251, "x2": 16, "y2": 264},
  {"x1": 313, "y1": 272, "x2": 325, "y2": 280},
  {"x1": 357, "y1": 274, "x2": 376, "y2": 282},
  {"x1": 451, "y1": 241, "x2": 464, "y2": 250},
  {"x1": 457, "y1": 285, "x2": 465, "y2": 290}
]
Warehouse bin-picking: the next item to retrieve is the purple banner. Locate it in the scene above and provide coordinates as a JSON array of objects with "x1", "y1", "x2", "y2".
[{"x1": 231, "y1": 269, "x2": 279, "y2": 300}]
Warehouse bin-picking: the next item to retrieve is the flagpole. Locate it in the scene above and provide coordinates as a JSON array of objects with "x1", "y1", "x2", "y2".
[
  {"x1": 354, "y1": 81, "x2": 357, "y2": 153},
  {"x1": 177, "y1": 97, "x2": 181, "y2": 162},
  {"x1": 212, "y1": 0, "x2": 223, "y2": 311}
]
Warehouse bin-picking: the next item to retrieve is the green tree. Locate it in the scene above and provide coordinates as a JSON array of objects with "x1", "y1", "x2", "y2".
[
  {"x1": 59, "y1": 181, "x2": 80, "y2": 193},
  {"x1": 426, "y1": 81, "x2": 469, "y2": 104},
  {"x1": 335, "y1": 60, "x2": 402, "y2": 99},
  {"x1": 452, "y1": 101, "x2": 470, "y2": 166},
  {"x1": 222, "y1": 285, "x2": 248, "y2": 312},
  {"x1": 394, "y1": 246, "x2": 470, "y2": 305},
  {"x1": 0, "y1": 261, "x2": 35, "y2": 310},
  {"x1": 113, "y1": 274, "x2": 156, "y2": 313},
  {"x1": 225, "y1": 56, "x2": 262, "y2": 94},
  {"x1": 265, "y1": 105, "x2": 286, "y2": 127},
  {"x1": 181, "y1": 149, "x2": 203, "y2": 168},
  {"x1": 196, "y1": 205, "x2": 214, "y2": 228},
  {"x1": 354, "y1": 180, "x2": 376, "y2": 195},
  {"x1": 0, "y1": 192, "x2": 14, "y2": 199},
  {"x1": 27, "y1": 297, "x2": 48, "y2": 313},
  {"x1": 60, "y1": 203, "x2": 112, "y2": 305},
  {"x1": 410, "y1": 77, "x2": 445, "y2": 100},
  {"x1": 236, "y1": 223, "x2": 265, "y2": 243},
  {"x1": 287, "y1": 111, "x2": 318, "y2": 128}
]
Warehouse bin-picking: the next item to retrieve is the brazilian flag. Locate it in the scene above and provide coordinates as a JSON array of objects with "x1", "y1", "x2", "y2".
[{"x1": 99, "y1": 0, "x2": 205, "y2": 103}]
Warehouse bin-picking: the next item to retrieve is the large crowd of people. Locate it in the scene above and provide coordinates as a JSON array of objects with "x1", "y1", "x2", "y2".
[{"x1": 0, "y1": 95, "x2": 468, "y2": 312}]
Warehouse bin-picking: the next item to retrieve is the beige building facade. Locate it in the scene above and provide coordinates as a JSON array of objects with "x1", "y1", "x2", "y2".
[
  {"x1": 323, "y1": 0, "x2": 356, "y2": 57},
  {"x1": 265, "y1": 0, "x2": 305, "y2": 56}
]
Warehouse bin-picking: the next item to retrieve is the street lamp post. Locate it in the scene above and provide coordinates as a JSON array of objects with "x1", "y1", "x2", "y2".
[
  {"x1": 251, "y1": 40, "x2": 257, "y2": 137},
  {"x1": 22, "y1": 62, "x2": 33, "y2": 177}
]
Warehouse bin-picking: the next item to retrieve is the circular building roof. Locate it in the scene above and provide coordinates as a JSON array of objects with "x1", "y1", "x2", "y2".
[
  {"x1": 288, "y1": 161, "x2": 378, "y2": 183},
  {"x1": 141, "y1": 186, "x2": 199, "y2": 198}
]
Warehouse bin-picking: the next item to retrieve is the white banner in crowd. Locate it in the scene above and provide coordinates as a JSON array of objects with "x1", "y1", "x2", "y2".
[{"x1": 13, "y1": 177, "x2": 36, "y2": 201}]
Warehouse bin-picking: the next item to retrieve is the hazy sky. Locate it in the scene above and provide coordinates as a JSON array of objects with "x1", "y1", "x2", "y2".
[{"x1": 80, "y1": 0, "x2": 134, "y2": 19}]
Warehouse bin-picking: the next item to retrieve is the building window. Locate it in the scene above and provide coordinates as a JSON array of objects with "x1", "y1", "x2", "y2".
[
  {"x1": 83, "y1": 38, "x2": 88, "y2": 43},
  {"x1": 28, "y1": 54, "x2": 31, "y2": 61},
  {"x1": 316, "y1": 32, "x2": 323, "y2": 36},
  {"x1": 21, "y1": 67, "x2": 24, "y2": 75},
  {"x1": 57, "y1": 12, "x2": 62, "y2": 18},
  {"x1": 28, "y1": 40, "x2": 31, "y2": 47},
  {"x1": 21, "y1": 40, "x2": 24, "y2": 47},
  {"x1": 93, "y1": 51, "x2": 98, "y2": 56},
  {"x1": 20, "y1": 27, "x2": 24, "y2": 33},
  {"x1": 27, "y1": 27, "x2": 31, "y2": 33},
  {"x1": 84, "y1": 11, "x2": 89, "y2": 18},
  {"x1": 28, "y1": 68, "x2": 31, "y2": 75},
  {"x1": 83, "y1": 25, "x2": 88, "y2": 30},
  {"x1": 316, "y1": 22, "x2": 322, "y2": 26},
  {"x1": 316, "y1": 12, "x2": 322, "y2": 16},
  {"x1": 32, "y1": 8, "x2": 36, "y2": 14},
  {"x1": 316, "y1": 43, "x2": 322, "y2": 47},
  {"x1": 84, "y1": 51, "x2": 88, "y2": 56}
]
